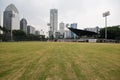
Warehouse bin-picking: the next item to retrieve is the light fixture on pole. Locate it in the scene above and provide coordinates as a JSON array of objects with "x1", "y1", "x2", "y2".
[{"x1": 103, "y1": 11, "x2": 110, "y2": 39}]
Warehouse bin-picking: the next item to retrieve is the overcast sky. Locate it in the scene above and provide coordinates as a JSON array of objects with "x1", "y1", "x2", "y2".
[{"x1": 0, "y1": 0, "x2": 120, "y2": 34}]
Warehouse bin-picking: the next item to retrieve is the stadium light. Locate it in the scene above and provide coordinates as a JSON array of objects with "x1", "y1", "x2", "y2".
[{"x1": 103, "y1": 11, "x2": 110, "y2": 39}]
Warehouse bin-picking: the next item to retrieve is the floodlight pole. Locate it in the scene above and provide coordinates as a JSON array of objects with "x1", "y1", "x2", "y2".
[
  {"x1": 103, "y1": 11, "x2": 110, "y2": 39},
  {"x1": 105, "y1": 16, "x2": 107, "y2": 39},
  {"x1": 10, "y1": 26, "x2": 12, "y2": 41},
  {"x1": 10, "y1": 13, "x2": 13, "y2": 41}
]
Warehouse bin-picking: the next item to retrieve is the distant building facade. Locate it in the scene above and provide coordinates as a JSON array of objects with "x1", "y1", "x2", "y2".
[
  {"x1": 35, "y1": 30, "x2": 40, "y2": 36},
  {"x1": 40, "y1": 29, "x2": 44, "y2": 35},
  {"x1": 84, "y1": 26, "x2": 100, "y2": 33},
  {"x1": 70, "y1": 23, "x2": 77, "y2": 38},
  {"x1": 20, "y1": 18, "x2": 27, "y2": 34},
  {"x1": 49, "y1": 9, "x2": 58, "y2": 38},
  {"x1": 0, "y1": 14, "x2": 1, "y2": 26},
  {"x1": 0, "y1": 14, "x2": 1, "y2": 34},
  {"x1": 27, "y1": 25, "x2": 35, "y2": 35},
  {"x1": 3, "y1": 4, "x2": 20, "y2": 30},
  {"x1": 64, "y1": 30, "x2": 71, "y2": 38},
  {"x1": 59, "y1": 22, "x2": 65, "y2": 38}
]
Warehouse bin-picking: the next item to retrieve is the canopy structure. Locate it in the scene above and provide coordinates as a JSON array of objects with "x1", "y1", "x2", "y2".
[{"x1": 68, "y1": 27, "x2": 98, "y2": 36}]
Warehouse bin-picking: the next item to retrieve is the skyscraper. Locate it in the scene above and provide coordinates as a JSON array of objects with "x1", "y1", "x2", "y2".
[
  {"x1": 3, "y1": 4, "x2": 20, "y2": 40},
  {"x1": 20, "y1": 18, "x2": 27, "y2": 34},
  {"x1": 0, "y1": 14, "x2": 1, "y2": 34},
  {"x1": 70, "y1": 23, "x2": 77, "y2": 38},
  {"x1": 3, "y1": 4, "x2": 20, "y2": 30},
  {"x1": 0, "y1": 14, "x2": 1, "y2": 26},
  {"x1": 49, "y1": 9, "x2": 58, "y2": 38}
]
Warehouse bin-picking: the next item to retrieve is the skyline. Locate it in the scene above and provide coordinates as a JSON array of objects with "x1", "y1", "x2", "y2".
[{"x1": 0, "y1": 0, "x2": 120, "y2": 35}]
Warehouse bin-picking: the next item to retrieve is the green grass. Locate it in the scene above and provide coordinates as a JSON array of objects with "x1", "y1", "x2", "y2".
[{"x1": 0, "y1": 42, "x2": 120, "y2": 80}]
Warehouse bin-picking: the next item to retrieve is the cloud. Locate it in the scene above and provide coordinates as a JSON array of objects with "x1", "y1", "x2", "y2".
[{"x1": 0, "y1": 0, "x2": 120, "y2": 35}]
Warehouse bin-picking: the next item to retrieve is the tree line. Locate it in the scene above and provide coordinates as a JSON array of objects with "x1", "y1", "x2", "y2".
[
  {"x1": 0, "y1": 26, "x2": 46, "y2": 41},
  {"x1": 99, "y1": 25, "x2": 120, "y2": 40},
  {"x1": 0, "y1": 25, "x2": 120, "y2": 41}
]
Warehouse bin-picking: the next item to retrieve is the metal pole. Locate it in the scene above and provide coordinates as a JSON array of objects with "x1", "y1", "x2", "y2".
[
  {"x1": 10, "y1": 13, "x2": 13, "y2": 41},
  {"x1": 10, "y1": 26, "x2": 12, "y2": 41},
  {"x1": 105, "y1": 16, "x2": 107, "y2": 39}
]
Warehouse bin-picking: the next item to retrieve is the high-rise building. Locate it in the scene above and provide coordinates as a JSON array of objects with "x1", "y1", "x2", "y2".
[
  {"x1": 59, "y1": 22, "x2": 65, "y2": 38},
  {"x1": 27, "y1": 25, "x2": 35, "y2": 35},
  {"x1": 3, "y1": 4, "x2": 20, "y2": 30},
  {"x1": 59, "y1": 22, "x2": 64, "y2": 34},
  {"x1": 20, "y1": 18, "x2": 27, "y2": 34},
  {"x1": 70, "y1": 23, "x2": 77, "y2": 38},
  {"x1": 49, "y1": 9, "x2": 58, "y2": 38},
  {"x1": 0, "y1": 14, "x2": 1, "y2": 26}
]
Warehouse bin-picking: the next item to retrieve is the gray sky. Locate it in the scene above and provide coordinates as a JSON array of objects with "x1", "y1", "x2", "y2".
[{"x1": 0, "y1": 0, "x2": 120, "y2": 35}]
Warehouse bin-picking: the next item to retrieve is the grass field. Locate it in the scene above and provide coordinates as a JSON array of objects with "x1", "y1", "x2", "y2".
[{"x1": 0, "y1": 42, "x2": 120, "y2": 80}]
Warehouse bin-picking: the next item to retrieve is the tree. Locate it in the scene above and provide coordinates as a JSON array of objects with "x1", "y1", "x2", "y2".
[
  {"x1": 0, "y1": 26, "x2": 11, "y2": 41},
  {"x1": 12, "y1": 30, "x2": 26, "y2": 36},
  {"x1": 12, "y1": 30, "x2": 26, "y2": 41},
  {"x1": 0, "y1": 26, "x2": 9, "y2": 33},
  {"x1": 100, "y1": 25, "x2": 120, "y2": 40}
]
